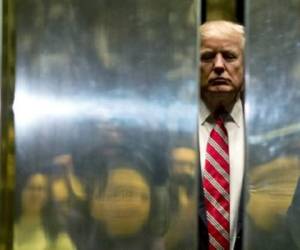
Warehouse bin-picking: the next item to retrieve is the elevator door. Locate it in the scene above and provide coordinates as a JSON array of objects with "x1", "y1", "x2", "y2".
[
  {"x1": 10, "y1": 1, "x2": 199, "y2": 250},
  {"x1": 245, "y1": 0, "x2": 300, "y2": 249}
]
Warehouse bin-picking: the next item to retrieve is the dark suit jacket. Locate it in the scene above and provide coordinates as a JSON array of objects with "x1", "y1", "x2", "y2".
[{"x1": 198, "y1": 173, "x2": 244, "y2": 250}]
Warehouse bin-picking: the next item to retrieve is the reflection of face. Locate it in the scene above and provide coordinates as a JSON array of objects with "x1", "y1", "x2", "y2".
[
  {"x1": 52, "y1": 178, "x2": 69, "y2": 203},
  {"x1": 21, "y1": 174, "x2": 48, "y2": 216},
  {"x1": 91, "y1": 168, "x2": 151, "y2": 237},
  {"x1": 171, "y1": 147, "x2": 196, "y2": 177},
  {"x1": 200, "y1": 35, "x2": 244, "y2": 109},
  {"x1": 247, "y1": 156, "x2": 300, "y2": 230}
]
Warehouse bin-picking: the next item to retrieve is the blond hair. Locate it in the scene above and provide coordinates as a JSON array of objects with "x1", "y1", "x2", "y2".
[{"x1": 200, "y1": 20, "x2": 245, "y2": 49}]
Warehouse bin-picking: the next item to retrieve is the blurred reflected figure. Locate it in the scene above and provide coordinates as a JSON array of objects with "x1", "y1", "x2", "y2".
[
  {"x1": 247, "y1": 156, "x2": 300, "y2": 249},
  {"x1": 51, "y1": 154, "x2": 86, "y2": 210},
  {"x1": 165, "y1": 147, "x2": 197, "y2": 250},
  {"x1": 172, "y1": 147, "x2": 196, "y2": 179},
  {"x1": 91, "y1": 168, "x2": 151, "y2": 237},
  {"x1": 169, "y1": 147, "x2": 196, "y2": 208},
  {"x1": 13, "y1": 171, "x2": 76, "y2": 250},
  {"x1": 87, "y1": 153, "x2": 168, "y2": 250},
  {"x1": 287, "y1": 177, "x2": 300, "y2": 249},
  {"x1": 247, "y1": 156, "x2": 300, "y2": 231},
  {"x1": 50, "y1": 154, "x2": 88, "y2": 250}
]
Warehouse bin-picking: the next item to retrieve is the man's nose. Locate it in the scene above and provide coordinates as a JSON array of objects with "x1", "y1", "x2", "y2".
[{"x1": 213, "y1": 53, "x2": 225, "y2": 74}]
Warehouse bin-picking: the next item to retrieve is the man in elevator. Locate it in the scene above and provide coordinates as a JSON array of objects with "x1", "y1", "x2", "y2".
[{"x1": 199, "y1": 20, "x2": 245, "y2": 250}]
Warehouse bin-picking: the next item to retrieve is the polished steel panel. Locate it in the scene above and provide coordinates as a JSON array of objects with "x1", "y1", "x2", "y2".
[
  {"x1": 13, "y1": 1, "x2": 199, "y2": 249},
  {"x1": 245, "y1": 1, "x2": 300, "y2": 249},
  {"x1": 0, "y1": 0, "x2": 15, "y2": 249}
]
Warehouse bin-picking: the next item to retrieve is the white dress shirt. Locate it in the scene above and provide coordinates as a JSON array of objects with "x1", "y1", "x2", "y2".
[{"x1": 199, "y1": 98, "x2": 245, "y2": 250}]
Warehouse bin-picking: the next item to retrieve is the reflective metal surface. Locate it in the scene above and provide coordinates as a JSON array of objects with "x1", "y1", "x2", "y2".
[
  {"x1": 245, "y1": 1, "x2": 300, "y2": 249},
  {"x1": 0, "y1": 0, "x2": 15, "y2": 249},
  {"x1": 12, "y1": 1, "x2": 198, "y2": 250}
]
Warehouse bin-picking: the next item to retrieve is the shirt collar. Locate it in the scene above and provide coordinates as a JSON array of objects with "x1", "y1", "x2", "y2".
[{"x1": 199, "y1": 98, "x2": 243, "y2": 127}]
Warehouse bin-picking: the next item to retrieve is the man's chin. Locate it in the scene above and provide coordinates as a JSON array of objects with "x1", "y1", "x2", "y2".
[
  {"x1": 202, "y1": 90, "x2": 236, "y2": 99},
  {"x1": 201, "y1": 91, "x2": 239, "y2": 111},
  {"x1": 207, "y1": 85, "x2": 235, "y2": 92}
]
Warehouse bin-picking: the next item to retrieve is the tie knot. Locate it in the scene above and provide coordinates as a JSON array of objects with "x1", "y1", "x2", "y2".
[
  {"x1": 215, "y1": 117, "x2": 224, "y2": 127},
  {"x1": 214, "y1": 114, "x2": 225, "y2": 125},
  {"x1": 213, "y1": 114, "x2": 227, "y2": 134},
  {"x1": 213, "y1": 109, "x2": 227, "y2": 125}
]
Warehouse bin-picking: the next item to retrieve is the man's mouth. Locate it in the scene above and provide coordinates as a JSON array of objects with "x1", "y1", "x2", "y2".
[{"x1": 209, "y1": 77, "x2": 228, "y2": 85}]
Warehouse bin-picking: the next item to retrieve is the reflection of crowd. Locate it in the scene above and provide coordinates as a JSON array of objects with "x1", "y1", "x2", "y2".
[
  {"x1": 14, "y1": 0, "x2": 198, "y2": 247},
  {"x1": 13, "y1": 171, "x2": 76, "y2": 250},
  {"x1": 13, "y1": 139, "x2": 199, "y2": 250},
  {"x1": 246, "y1": 154, "x2": 300, "y2": 250},
  {"x1": 13, "y1": 124, "x2": 300, "y2": 250}
]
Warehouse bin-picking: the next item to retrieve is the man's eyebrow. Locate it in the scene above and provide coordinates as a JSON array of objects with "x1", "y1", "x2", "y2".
[
  {"x1": 221, "y1": 47, "x2": 241, "y2": 52},
  {"x1": 200, "y1": 49, "x2": 214, "y2": 53},
  {"x1": 200, "y1": 47, "x2": 240, "y2": 52}
]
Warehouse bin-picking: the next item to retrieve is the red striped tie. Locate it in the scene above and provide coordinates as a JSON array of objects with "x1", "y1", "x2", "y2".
[{"x1": 203, "y1": 117, "x2": 230, "y2": 250}]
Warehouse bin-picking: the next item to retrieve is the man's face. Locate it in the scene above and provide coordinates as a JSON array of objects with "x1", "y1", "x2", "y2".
[{"x1": 200, "y1": 35, "x2": 244, "y2": 108}]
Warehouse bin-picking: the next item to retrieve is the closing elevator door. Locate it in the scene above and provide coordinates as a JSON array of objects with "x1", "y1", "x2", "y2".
[
  {"x1": 245, "y1": 0, "x2": 300, "y2": 249},
  {"x1": 12, "y1": 1, "x2": 199, "y2": 250}
]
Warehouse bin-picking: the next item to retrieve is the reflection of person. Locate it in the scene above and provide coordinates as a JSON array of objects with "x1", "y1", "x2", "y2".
[
  {"x1": 86, "y1": 153, "x2": 168, "y2": 250},
  {"x1": 13, "y1": 171, "x2": 76, "y2": 250},
  {"x1": 51, "y1": 154, "x2": 86, "y2": 211},
  {"x1": 198, "y1": 21, "x2": 245, "y2": 250},
  {"x1": 91, "y1": 168, "x2": 151, "y2": 237},
  {"x1": 169, "y1": 147, "x2": 197, "y2": 212},
  {"x1": 165, "y1": 147, "x2": 197, "y2": 250},
  {"x1": 247, "y1": 156, "x2": 300, "y2": 231},
  {"x1": 286, "y1": 177, "x2": 300, "y2": 249},
  {"x1": 51, "y1": 154, "x2": 87, "y2": 250},
  {"x1": 247, "y1": 155, "x2": 300, "y2": 250}
]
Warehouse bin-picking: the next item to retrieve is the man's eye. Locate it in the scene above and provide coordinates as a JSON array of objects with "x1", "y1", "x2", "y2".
[
  {"x1": 223, "y1": 52, "x2": 237, "y2": 61},
  {"x1": 201, "y1": 52, "x2": 215, "y2": 62}
]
